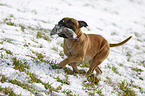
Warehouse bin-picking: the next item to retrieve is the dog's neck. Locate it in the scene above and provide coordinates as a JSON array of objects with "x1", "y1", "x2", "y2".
[
  {"x1": 64, "y1": 29, "x2": 87, "y2": 48},
  {"x1": 65, "y1": 29, "x2": 86, "y2": 41},
  {"x1": 76, "y1": 29, "x2": 83, "y2": 37},
  {"x1": 76, "y1": 29, "x2": 87, "y2": 41}
]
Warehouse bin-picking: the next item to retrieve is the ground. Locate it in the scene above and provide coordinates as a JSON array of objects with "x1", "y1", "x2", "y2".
[{"x1": 0, "y1": 0, "x2": 145, "y2": 96}]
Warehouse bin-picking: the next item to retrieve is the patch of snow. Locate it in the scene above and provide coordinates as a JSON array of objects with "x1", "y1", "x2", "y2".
[
  {"x1": 0, "y1": 0, "x2": 145, "y2": 95},
  {"x1": 0, "y1": 82, "x2": 34, "y2": 96}
]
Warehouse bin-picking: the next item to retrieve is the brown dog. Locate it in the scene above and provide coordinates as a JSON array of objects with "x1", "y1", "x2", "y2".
[{"x1": 51, "y1": 17, "x2": 132, "y2": 76}]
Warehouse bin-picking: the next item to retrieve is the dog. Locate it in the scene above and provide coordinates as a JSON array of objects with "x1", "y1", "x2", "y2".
[{"x1": 50, "y1": 17, "x2": 132, "y2": 76}]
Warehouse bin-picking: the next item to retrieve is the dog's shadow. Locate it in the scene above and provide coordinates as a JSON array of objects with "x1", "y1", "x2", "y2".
[
  {"x1": 50, "y1": 63, "x2": 87, "y2": 75},
  {"x1": 50, "y1": 63, "x2": 75, "y2": 75},
  {"x1": 50, "y1": 63, "x2": 99, "y2": 84}
]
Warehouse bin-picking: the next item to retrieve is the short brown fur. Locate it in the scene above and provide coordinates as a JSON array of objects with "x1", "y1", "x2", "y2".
[{"x1": 57, "y1": 17, "x2": 132, "y2": 76}]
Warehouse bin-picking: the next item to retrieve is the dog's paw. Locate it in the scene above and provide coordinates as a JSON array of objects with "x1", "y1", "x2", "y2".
[
  {"x1": 87, "y1": 74, "x2": 99, "y2": 84},
  {"x1": 57, "y1": 66, "x2": 63, "y2": 69},
  {"x1": 57, "y1": 64, "x2": 64, "y2": 69}
]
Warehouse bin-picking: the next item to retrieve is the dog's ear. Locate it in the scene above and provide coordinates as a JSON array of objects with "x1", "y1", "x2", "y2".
[{"x1": 78, "y1": 21, "x2": 88, "y2": 28}]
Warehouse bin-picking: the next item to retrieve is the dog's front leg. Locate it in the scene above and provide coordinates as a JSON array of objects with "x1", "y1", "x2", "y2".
[
  {"x1": 70, "y1": 63, "x2": 86, "y2": 74},
  {"x1": 58, "y1": 56, "x2": 84, "y2": 68}
]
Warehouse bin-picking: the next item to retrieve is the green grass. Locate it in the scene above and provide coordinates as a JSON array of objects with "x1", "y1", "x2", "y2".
[
  {"x1": 1, "y1": 38, "x2": 14, "y2": 44},
  {"x1": 4, "y1": 18, "x2": 16, "y2": 26},
  {"x1": 0, "y1": 48, "x2": 13, "y2": 55},
  {"x1": 13, "y1": 57, "x2": 29, "y2": 72},
  {"x1": 0, "y1": 65, "x2": 60, "y2": 95},
  {"x1": 36, "y1": 31, "x2": 51, "y2": 41},
  {"x1": 112, "y1": 66, "x2": 121, "y2": 75},
  {"x1": 1, "y1": 75, "x2": 7, "y2": 83},
  {"x1": 82, "y1": 76, "x2": 103, "y2": 96},
  {"x1": 0, "y1": 3, "x2": 10, "y2": 7},
  {"x1": 104, "y1": 77, "x2": 138, "y2": 96},
  {"x1": 28, "y1": 51, "x2": 49, "y2": 63},
  {"x1": 43, "y1": 82, "x2": 62, "y2": 95},
  {"x1": 141, "y1": 60, "x2": 145, "y2": 67},
  {"x1": 59, "y1": 51, "x2": 65, "y2": 59},
  {"x1": 62, "y1": 89, "x2": 74, "y2": 96},
  {"x1": 118, "y1": 81, "x2": 136, "y2": 96},
  {"x1": 131, "y1": 67, "x2": 143, "y2": 73},
  {"x1": 78, "y1": 61, "x2": 89, "y2": 68},
  {"x1": 0, "y1": 13, "x2": 144, "y2": 96},
  {"x1": 0, "y1": 87, "x2": 17, "y2": 96},
  {"x1": 54, "y1": 75, "x2": 70, "y2": 85},
  {"x1": 19, "y1": 24, "x2": 26, "y2": 32}
]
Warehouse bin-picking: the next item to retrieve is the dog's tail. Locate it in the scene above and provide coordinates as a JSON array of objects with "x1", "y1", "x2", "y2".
[{"x1": 110, "y1": 36, "x2": 132, "y2": 47}]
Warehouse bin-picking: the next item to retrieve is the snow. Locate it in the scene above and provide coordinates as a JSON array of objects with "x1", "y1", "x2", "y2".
[
  {"x1": 0, "y1": 82, "x2": 34, "y2": 96},
  {"x1": 0, "y1": 0, "x2": 145, "y2": 95}
]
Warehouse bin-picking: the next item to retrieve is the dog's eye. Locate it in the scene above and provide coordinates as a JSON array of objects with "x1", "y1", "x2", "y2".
[
  {"x1": 58, "y1": 19, "x2": 64, "y2": 25},
  {"x1": 67, "y1": 19, "x2": 74, "y2": 25}
]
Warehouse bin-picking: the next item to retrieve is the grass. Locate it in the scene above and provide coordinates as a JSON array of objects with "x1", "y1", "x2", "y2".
[
  {"x1": 2, "y1": 38, "x2": 14, "y2": 44},
  {"x1": 131, "y1": 67, "x2": 143, "y2": 73},
  {"x1": 112, "y1": 66, "x2": 121, "y2": 75},
  {"x1": 1, "y1": 47, "x2": 144, "y2": 96},
  {"x1": 0, "y1": 87, "x2": 17, "y2": 96},
  {"x1": 130, "y1": 67, "x2": 144, "y2": 80},
  {"x1": 43, "y1": 82, "x2": 62, "y2": 95},
  {"x1": 82, "y1": 76, "x2": 103, "y2": 96},
  {"x1": 78, "y1": 61, "x2": 89, "y2": 68},
  {"x1": 27, "y1": 51, "x2": 50, "y2": 63},
  {"x1": 141, "y1": 60, "x2": 145, "y2": 67},
  {"x1": 0, "y1": 48, "x2": 13, "y2": 55},
  {"x1": 26, "y1": 71, "x2": 42, "y2": 83},
  {"x1": 104, "y1": 77, "x2": 138, "y2": 96},
  {"x1": 1, "y1": 75, "x2": 7, "y2": 83},
  {"x1": 3, "y1": 18, "x2": 16, "y2": 27},
  {"x1": 12, "y1": 57, "x2": 29, "y2": 72},
  {"x1": 0, "y1": 9, "x2": 144, "y2": 96},
  {"x1": 54, "y1": 75, "x2": 70, "y2": 85},
  {"x1": 59, "y1": 51, "x2": 65, "y2": 59},
  {"x1": 3, "y1": 17, "x2": 26, "y2": 32},
  {"x1": 2, "y1": 15, "x2": 51, "y2": 36},
  {"x1": 0, "y1": 37, "x2": 144, "y2": 96},
  {"x1": 19, "y1": 24, "x2": 26, "y2": 32},
  {"x1": 11, "y1": 56, "x2": 67, "y2": 94},
  {"x1": 0, "y1": 3, "x2": 11, "y2": 7},
  {"x1": 0, "y1": 60, "x2": 61, "y2": 95},
  {"x1": 118, "y1": 81, "x2": 136, "y2": 96},
  {"x1": 62, "y1": 89, "x2": 74, "y2": 96},
  {"x1": 36, "y1": 31, "x2": 51, "y2": 42}
]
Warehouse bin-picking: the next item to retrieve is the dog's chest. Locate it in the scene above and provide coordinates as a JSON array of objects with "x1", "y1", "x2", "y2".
[{"x1": 64, "y1": 39, "x2": 79, "y2": 56}]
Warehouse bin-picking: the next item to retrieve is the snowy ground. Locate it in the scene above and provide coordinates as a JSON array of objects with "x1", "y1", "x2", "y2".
[{"x1": 0, "y1": 0, "x2": 145, "y2": 95}]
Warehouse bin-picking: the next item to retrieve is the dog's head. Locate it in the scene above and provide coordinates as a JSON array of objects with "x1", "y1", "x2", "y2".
[
  {"x1": 58, "y1": 17, "x2": 88, "y2": 32},
  {"x1": 50, "y1": 17, "x2": 88, "y2": 40}
]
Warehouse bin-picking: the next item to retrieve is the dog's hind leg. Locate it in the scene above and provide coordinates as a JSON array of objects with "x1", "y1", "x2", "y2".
[
  {"x1": 86, "y1": 45, "x2": 110, "y2": 76},
  {"x1": 95, "y1": 66, "x2": 102, "y2": 75},
  {"x1": 86, "y1": 61, "x2": 102, "y2": 76}
]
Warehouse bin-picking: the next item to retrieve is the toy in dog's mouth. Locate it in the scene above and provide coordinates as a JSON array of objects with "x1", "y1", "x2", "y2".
[
  {"x1": 58, "y1": 33, "x2": 68, "y2": 38},
  {"x1": 50, "y1": 24, "x2": 79, "y2": 42}
]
